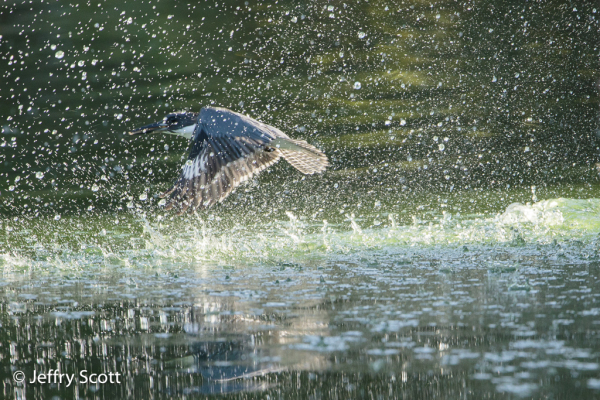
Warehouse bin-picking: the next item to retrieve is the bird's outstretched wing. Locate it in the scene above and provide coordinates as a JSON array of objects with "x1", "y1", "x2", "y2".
[{"x1": 161, "y1": 107, "x2": 328, "y2": 214}]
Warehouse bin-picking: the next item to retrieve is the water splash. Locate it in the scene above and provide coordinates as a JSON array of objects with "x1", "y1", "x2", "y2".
[
  {"x1": 283, "y1": 211, "x2": 304, "y2": 245},
  {"x1": 348, "y1": 213, "x2": 363, "y2": 236}
]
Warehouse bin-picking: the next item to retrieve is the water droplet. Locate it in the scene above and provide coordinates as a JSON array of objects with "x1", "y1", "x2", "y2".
[
  {"x1": 55, "y1": 50, "x2": 64, "y2": 59},
  {"x1": 353, "y1": 81, "x2": 362, "y2": 90},
  {"x1": 158, "y1": 199, "x2": 166, "y2": 206},
  {"x1": 54, "y1": 215, "x2": 61, "y2": 221},
  {"x1": 139, "y1": 192, "x2": 148, "y2": 201},
  {"x1": 14, "y1": 176, "x2": 20, "y2": 183},
  {"x1": 8, "y1": 185, "x2": 15, "y2": 191},
  {"x1": 358, "y1": 31, "x2": 366, "y2": 39},
  {"x1": 291, "y1": 16, "x2": 298, "y2": 23},
  {"x1": 35, "y1": 171, "x2": 44, "y2": 179},
  {"x1": 400, "y1": 119, "x2": 406, "y2": 126},
  {"x1": 91, "y1": 184, "x2": 99, "y2": 192},
  {"x1": 77, "y1": 60, "x2": 85, "y2": 67},
  {"x1": 185, "y1": 159, "x2": 193, "y2": 166},
  {"x1": 327, "y1": 5, "x2": 334, "y2": 11},
  {"x1": 492, "y1": 76, "x2": 497, "y2": 82},
  {"x1": 438, "y1": 144, "x2": 445, "y2": 151},
  {"x1": 50, "y1": 44, "x2": 57, "y2": 50}
]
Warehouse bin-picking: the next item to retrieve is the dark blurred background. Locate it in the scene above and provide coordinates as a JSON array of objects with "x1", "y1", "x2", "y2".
[{"x1": 1, "y1": 0, "x2": 598, "y2": 219}]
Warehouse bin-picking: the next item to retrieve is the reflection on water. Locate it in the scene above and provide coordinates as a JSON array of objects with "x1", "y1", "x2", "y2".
[{"x1": 3, "y1": 199, "x2": 600, "y2": 398}]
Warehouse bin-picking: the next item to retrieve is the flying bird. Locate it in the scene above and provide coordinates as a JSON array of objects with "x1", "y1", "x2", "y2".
[{"x1": 130, "y1": 107, "x2": 328, "y2": 214}]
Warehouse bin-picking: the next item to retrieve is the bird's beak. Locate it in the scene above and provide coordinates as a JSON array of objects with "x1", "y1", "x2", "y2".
[{"x1": 129, "y1": 121, "x2": 169, "y2": 135}]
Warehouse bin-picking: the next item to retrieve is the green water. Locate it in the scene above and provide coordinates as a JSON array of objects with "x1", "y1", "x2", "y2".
[{"x1": 1, "y1": 0, "x2": 600, "y2": 399}]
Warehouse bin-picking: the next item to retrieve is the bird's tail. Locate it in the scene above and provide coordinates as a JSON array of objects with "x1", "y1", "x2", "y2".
[{"x1": 271, "y1": 138, "x2": 329, "y2": 174}]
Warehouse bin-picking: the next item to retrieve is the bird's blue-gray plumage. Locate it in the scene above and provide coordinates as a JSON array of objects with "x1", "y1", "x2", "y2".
[{"x1": 130, "y1": 107, "x2": 328, "y2": 214}]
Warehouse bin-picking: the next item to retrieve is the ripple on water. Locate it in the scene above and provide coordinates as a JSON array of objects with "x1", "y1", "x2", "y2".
[{"x1": 2, "y1": 198, "x2": 600, "y2": 398}]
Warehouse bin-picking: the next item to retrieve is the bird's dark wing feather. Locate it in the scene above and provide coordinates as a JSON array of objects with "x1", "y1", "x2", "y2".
[
  {"x1": 161, "y1": 127, "x2": 280, "y2": 214},
  {"x1": 198, "y1": 107, "x2": 289, "y2": 141},
  {"x1": 161, "y1": 107, "x2": 327, "y2": 214}
]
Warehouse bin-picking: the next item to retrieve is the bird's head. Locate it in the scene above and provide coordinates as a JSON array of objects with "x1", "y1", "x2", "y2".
[{"x1": 129, "y1": 112, "x2": 199, "y2": 139}]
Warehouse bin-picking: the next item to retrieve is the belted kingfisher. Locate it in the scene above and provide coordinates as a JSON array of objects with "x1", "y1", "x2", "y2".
[{"x1": 130, "y1": 107, "x2": 329, "y2": 214}]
